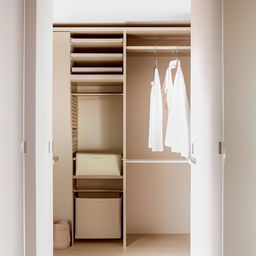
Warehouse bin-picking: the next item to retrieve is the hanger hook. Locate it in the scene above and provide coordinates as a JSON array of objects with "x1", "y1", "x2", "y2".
[{"x1": 154, "y1": 45, "x2": 158, "y2": 68}]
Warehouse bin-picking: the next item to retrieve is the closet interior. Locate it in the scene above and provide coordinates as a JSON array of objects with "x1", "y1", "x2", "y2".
[{"x1": 53, "y1": 25, "x2": 191, "y2": 252}]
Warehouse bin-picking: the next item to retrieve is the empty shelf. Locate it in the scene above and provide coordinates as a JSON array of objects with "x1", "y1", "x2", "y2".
[
  {"x1": 71, "y1": 38, "x2": 123, "y2": 48},
  {"x1": 72, "y1": 67, "x2": 123, "y2": 73},
  {"x1": 73, "y1": 175, "x2": 123, "y2": 180},
  {"x1": 71, "y1": 74, "x2": 123, "y2": 83},
  {"x1": 71, "y1": 53, "x2": 123, "y2": 64}
]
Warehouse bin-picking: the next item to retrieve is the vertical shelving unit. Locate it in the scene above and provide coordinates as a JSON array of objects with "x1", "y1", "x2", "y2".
[{"x1": 70, "y1": 32, "x2": 126, "y2": 245}]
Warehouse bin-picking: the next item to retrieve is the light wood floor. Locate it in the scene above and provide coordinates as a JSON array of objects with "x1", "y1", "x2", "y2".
[{"x1": 54, "y1": 234, "x2": 190, "y2": 256}]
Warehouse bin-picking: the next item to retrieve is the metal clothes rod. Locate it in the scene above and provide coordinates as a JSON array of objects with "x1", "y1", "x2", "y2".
[
  {"x1": 126, "y1": 159, "x2": 189, "y2": 164},
  {"x1": 71, "y1": 93, "x2": 123, "y2": 96},
  {"x1": 126, "y1": 46, "x2": 191, "y2": 52}
]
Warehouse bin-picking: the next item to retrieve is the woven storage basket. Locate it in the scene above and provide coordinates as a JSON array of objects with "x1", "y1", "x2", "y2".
[{"x1": 54, "y1": 220, "x2": 71, "y2": 250}]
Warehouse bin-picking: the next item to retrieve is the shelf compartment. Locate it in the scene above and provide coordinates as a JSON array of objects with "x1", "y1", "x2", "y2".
[
  {"x1": 71, "y1": 74, "x2": 123, "y2": 83},
  {"x1": 73, "y1": 175, "x2": 123, "y2": 180},
  {"x1": 71, "y1": 38, "x2": 123, "y2": 49},
  {"x1": 71, "y1": 53, "x2": 123, "y2": 65},
  {"x1": 72, "y1": 67, "x2": 123, "y2": 74}
]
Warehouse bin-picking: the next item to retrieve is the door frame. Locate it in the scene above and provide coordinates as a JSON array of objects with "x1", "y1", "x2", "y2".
[{"x1": 23, "y1": 1, "x2": 224, "y2": 256}]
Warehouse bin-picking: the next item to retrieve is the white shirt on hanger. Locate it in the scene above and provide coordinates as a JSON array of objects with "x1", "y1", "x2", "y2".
[
  {"x1": 164, "y1": 60, "x2": 190, "y2": 158},
  {"x1": 175, "y1": 60, "x2": 190, "y2": 158},
  {"x1": 148, "y1": 66, "x2": 163, "y2": 152},
  {"x1": 164, "y1": 60, "x2": 179, "y2": 151}
]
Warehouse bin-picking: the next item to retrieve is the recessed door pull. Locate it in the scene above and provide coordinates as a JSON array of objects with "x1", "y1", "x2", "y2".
[
  {"x1": 218, "y1": 141, "x2": 225, "y2": 155},
  {"x1": 21, "y1": 141, "x2": 28, "y2": 154}
]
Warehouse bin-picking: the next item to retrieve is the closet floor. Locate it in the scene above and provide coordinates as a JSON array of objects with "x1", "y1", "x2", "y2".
[{"x1": 54, "y1": 234, "x2": 190, "y2": 256}]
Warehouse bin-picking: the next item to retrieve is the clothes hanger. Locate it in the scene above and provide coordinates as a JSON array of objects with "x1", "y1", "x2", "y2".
[
  {"x1": 169, "y1": 48, "x2": 177, "y2": 69},
  {"x1": 154, "y1": 45, "x2": 158, "y2": 69},
  {"x1": 151, "y1": 46, "x2": 158, "y2": 85}
]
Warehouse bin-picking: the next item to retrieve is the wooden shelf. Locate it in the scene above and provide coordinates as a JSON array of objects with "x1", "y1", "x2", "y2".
[
  {"x1": 73, "y1": 175, "x2": 123, "y2": 180},
  {"x1": 73, "y1": 189, "x2": 123, "y2": 193},
  {"x1": 70, "y1": 74, "x2": 123, "y2": 83},
  {"x1": 126, "y1": 159, "x2": 189, "y2": 164},
  {"x1": 126, "y1": 46, "x2": 191, "y2": 53},
  {"x1": 72, "y1": 67, "x2": 123, "y2": 73},
  {"x1": 71, "y1": 38, "x2": 123, "y2": 48},
  {"x1": 71, "y1": 53, "x2": 123, "y2": 64},
  {"x1": 54, "y1": 26, "x2": 191, "y2": 37}
]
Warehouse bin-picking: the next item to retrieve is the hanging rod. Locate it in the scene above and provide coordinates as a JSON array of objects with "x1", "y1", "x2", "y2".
[
  {"x1": 126, "y1": 159, "x2": 189, "y2": 164},
  {"x1": 71, "y1": 93, "x2": 123, "y2": 96},
  {"x1": 126, "y1": 46, "x2": 191, "y2": 52}
]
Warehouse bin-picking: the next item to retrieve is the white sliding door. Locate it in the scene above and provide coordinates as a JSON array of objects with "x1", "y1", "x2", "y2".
[
  {"x1": 224, "y1": 0, "x2": 256, "y2": 255},
  {"x1": 24, "y1": 0, "x2": 53, "y2": 255},
  {"x1": 0, "y1": 0, "x2": 24, "y2": 255},
  {"x1": 191, "y1": 0, "x2": 224, "y2": 256}
]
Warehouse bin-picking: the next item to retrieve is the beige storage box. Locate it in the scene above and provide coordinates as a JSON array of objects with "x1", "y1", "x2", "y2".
[
  {"x1": 76, "y1": 153, "x2": 121, "y2": 176},
  {"x1": 75, "y1": 197, "x2": 121, "y2": 239}
]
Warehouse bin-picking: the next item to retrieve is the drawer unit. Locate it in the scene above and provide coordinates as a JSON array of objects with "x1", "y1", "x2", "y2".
[{"x1": 76, "y1": 153, "x2": 121, "y2": 176}]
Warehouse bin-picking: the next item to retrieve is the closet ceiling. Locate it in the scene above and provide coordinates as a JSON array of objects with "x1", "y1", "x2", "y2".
[{"x1": 53, "y1": 0, "x2": 191, "y2": 24}]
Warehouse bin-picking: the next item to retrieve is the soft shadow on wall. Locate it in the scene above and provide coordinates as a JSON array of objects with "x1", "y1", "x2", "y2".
[{"x1": 53, "y1": 0, "x2": 191, "y2": 24}]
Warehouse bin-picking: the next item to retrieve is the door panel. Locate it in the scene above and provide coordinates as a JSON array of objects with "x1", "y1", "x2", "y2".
[
  {"x1": 0, "y1": 0, "x2": 24, "y2": 255},
  {"x1": 24, "y1": 0, "x2": 53, "y2": 255},
  {"x1": 191, "y1": 0, "x2": 223, "y2": 255},
  {"x1": 224, "y1": 0, "x2": 256, "y2": 255}
]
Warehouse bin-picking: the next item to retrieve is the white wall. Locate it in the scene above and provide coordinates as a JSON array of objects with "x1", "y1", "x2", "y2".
[
  {"x1": 224, "y1": 0, "x2": 256, "y2": 255},
  {"x1": 53, "y1": 0, "x2": 190, "y2": 24},
  {"x1": 0, "y1": 0, "x2": 24, "y2": 255}
]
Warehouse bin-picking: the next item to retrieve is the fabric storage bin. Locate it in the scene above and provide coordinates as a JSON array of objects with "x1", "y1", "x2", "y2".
[
  {"x1": 75, "y1": 196, "x2": 121, "y2": 239},
  {"x1": 76, "y1": 153, "x2": 121, "y2": 176},
  {"x1": 54, "y1": 220, "x2": 71, "y2": 249}
]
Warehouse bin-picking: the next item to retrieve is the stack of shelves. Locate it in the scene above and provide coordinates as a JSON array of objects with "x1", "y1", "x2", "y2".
[
  {"x1": 70, "y1": 36, "x2": 124, "y2": 84},
  {"x1": 70, "y1": 35, "x2": 124, "y2": 94},
  {"x1": 70, "y1": 33, "x2": 125, "y2": 241}
]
